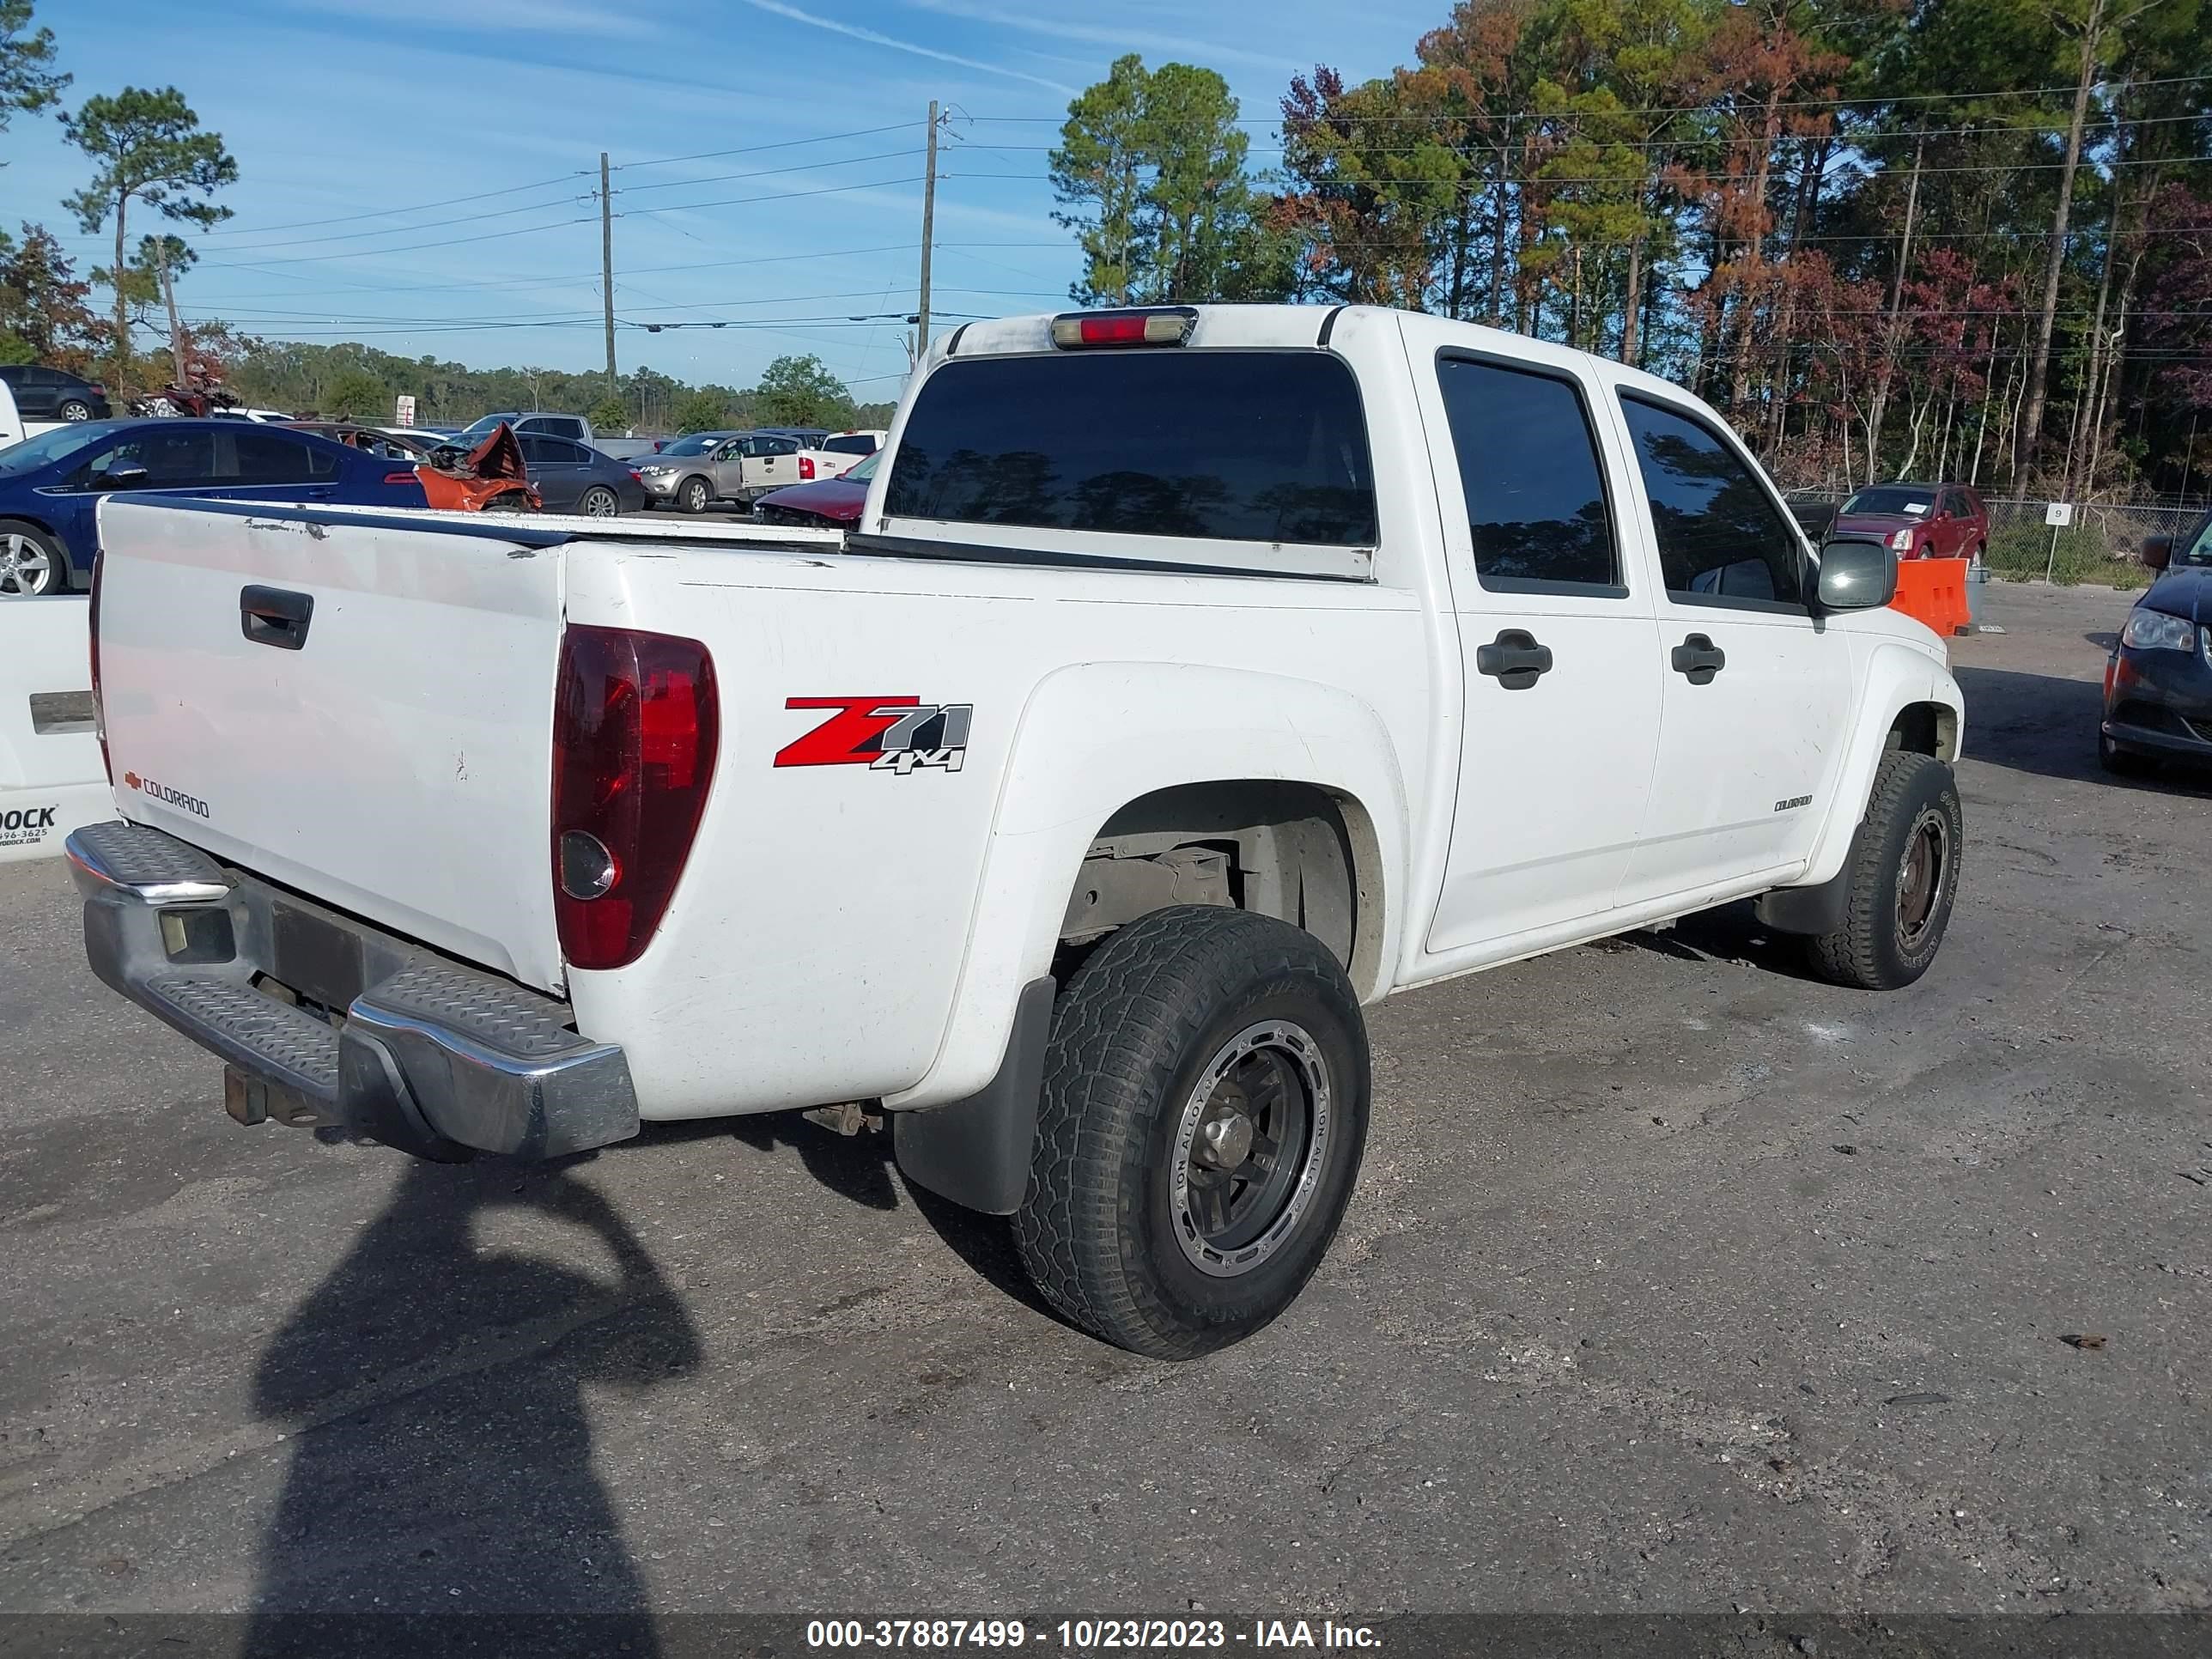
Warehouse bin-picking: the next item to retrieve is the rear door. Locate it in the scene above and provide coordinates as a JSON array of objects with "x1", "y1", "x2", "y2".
[
  {"x1": 12, "y1": 368, "x2": 54, "y2": 418},
  {"x1": 1611, "y1": 390, "x2": 1853, "y2": 896},
  {"x1": 521, "y1": 434, "x2": 590, "y2": 510},
  {"x1": 92, "y1": 495, "x2": 569, "y2": 988},
  {"x1": 1414, "y1": 341, "x2": 1667, "y2": 955}
]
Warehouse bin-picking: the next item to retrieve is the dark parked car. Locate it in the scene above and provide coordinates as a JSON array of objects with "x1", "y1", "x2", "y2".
[
  {"x1": 1829, "y1": 482, "x2": 1988, "y2": 562},
  {"x1": 516, "y1": 433, "x2": 646, "y2": 516},
  {"x1": 2100, "y1": 511, "x2": 2212, "y2": 775},
  {"x1": 752, "y1": 449, "x2": 877, "y2": 529},
  {"x1": 0, "y1": 419, "x2": 431, "y2": 597},
  {"x1": 0, "y1": 363, "x2": 111, "y2": 421}
]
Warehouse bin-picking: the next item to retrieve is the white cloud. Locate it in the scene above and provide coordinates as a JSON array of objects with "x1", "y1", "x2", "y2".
[
  {"x1": 898, "y1": 0, "x2": 1306, "y2": 76},
  {"x1": 742, "y1": 0, "x2": 1078, "y2": 94}
]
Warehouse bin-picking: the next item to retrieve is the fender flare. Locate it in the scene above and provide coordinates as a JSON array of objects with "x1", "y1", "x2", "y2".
[
  {"x1": 1794, "y1": 641, "x2": 1964, "y2": 892},
  {"x1": 884, "y1": 659, "x2": 1413, "y2": 1115}
]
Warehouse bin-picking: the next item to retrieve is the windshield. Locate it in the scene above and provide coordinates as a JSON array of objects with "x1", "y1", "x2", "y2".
[
  {"x1": 2176, "y1": 512, "x2": 2212, "y2": 566},
  {"x1": 458, "y1": 414, "x2": 512, "y2": 440},
  {"x1": 1842, "y1": 486, "x2": 1935, "y2": 517},
  {"x1": 0, "y1": 421, "x2": 123, "y2": 474},
  {"x1": 658, "y1": 433, "x2": 724, "y2": 456}
]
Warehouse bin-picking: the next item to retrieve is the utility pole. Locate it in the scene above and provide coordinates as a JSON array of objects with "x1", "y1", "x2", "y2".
[
  {"x1": 916, "y1": 100, "x2": 939, "y2": 362},
  {"x1": 600, "y1": 152, "x2": 618, "y2": 394},
  {"x1": 157, "y1": 248, "x2": 186, "y2": 386}
]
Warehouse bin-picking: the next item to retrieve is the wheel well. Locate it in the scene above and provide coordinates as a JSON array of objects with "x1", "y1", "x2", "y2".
[
  {"x1": 1058, "y1": 781, "x2": 1382, "y2": 991},
  {"x1": 1887, "y1": 702, "x2": 1957, "y2": 761}
]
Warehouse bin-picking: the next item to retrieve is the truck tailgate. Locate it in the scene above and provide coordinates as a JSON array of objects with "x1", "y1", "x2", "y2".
[{"x1": 94, "y1": 497, "x2": 568, "y2": 992}]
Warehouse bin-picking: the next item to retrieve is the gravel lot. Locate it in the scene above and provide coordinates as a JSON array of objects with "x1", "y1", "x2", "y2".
[{"x1": 2, "y1": 580, "x2": 2206, "y2": 1634}]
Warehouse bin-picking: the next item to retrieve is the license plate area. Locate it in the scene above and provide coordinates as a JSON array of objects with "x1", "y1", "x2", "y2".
[{"x1": 271, "y1": 901, "x2": 367, "y2": 1012}]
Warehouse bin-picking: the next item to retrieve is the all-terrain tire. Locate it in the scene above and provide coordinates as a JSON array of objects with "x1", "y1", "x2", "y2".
[
  {"x1": 1013, "y1": 905, "x2": 1370, "y2": 1359},
  {"x1": 1807, "y1": 750, "x2": 1963, "y2": 990}
]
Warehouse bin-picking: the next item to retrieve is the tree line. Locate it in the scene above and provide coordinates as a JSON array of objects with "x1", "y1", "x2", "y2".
[{"x1": 1048, "y1": 0, "x2": 2211, "y2": 501}]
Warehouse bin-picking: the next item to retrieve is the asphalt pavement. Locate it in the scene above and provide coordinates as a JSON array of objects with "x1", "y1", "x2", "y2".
[{"x1": 2, "y1": 580, "x2": 2207, "y2": 1636}]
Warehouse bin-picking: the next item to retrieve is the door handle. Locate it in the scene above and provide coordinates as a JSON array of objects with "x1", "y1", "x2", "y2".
[
  {"x1": 240, "y1": 584, "x2": 314, "y2": 651},
  {"x1": 1671, "y1": 633, "x2": 1726, "y2": 684},
  {"x1": 1474, "y1": 628, "x2": 1553, "y2": 690}
]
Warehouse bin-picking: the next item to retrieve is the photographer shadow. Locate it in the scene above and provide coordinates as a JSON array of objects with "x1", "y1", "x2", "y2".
[{"x1": 242, "y1": 1159, "x2": 702, "y2": 1658}]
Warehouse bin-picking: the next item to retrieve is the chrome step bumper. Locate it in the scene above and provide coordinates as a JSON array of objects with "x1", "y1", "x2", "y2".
[{"x1": 69, "y1": 821, "x2": 637, "y2": 1161}]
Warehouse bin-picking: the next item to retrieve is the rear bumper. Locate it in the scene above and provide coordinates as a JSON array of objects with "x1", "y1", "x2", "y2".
[{"x1": 68, "y1": 821, "x2": 638, "y2": 1161}]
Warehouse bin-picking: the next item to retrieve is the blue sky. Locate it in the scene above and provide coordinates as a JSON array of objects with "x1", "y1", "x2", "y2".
[{"x1": 6, "y1": 0, "x2": 1442, "y2": 400}]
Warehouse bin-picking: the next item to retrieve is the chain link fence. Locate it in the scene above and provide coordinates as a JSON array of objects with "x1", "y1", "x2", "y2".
[{"x1": 1784, "y1": 492, "x2": 2209, "y2": 588}]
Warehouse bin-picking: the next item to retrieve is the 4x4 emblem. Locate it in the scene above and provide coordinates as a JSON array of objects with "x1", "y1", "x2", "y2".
[{"x1": 774, "y1": 696, "x2": 973, "y2": 775}]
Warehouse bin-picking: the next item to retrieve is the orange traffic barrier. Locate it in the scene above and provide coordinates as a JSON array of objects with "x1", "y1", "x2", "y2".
[{"x1": 1889, "y1": 556, "x2": 1972, "y2": 639}]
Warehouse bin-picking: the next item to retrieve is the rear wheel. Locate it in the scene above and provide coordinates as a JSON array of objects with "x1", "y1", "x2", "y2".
[
  {"x1": 57, "y1": 399, "x2": 93, "y2": 422},
  {"x1": 0, "y1": 522, "x2": 65, "y2": 596},
  {"x1": 1013, "y1": 906, "x2": 1370, "y2": 1359},
  {"x1": 678, "y1": 477, "x2": 710, "y2": 514},
  {"x1": 1807, "y1": 750, "x2": 1963, "y2": 990},
  {"x1": 577, "y1": 486, "x2": 619, "y2": 518}
]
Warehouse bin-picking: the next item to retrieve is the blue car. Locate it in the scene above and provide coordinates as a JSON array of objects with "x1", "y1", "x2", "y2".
[{"x1": 0, "y1": 419, "x2": 431, "y2": 597}]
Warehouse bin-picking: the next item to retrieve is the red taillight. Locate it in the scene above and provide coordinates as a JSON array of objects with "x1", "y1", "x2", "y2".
[
  {"x1": 629, "y1": 468, "x2": 643, "y2": 483},
  {"x1": 799, "y1": 455, "x2": 815, "y2": 481},
  {"x1": 551, "y1": 626, "x2": 719, "y2": 971},
  {"x1": 88, "y1": 544, "x2": 111, "y2": 784},
  {"x1": 383, "y1": 470, "x2": 416, "y2": 484}
]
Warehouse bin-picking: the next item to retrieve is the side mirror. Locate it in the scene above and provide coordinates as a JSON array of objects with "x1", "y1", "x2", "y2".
[
  {"x1": 1814, "y1": 535, "x2": 1898, "y2": 611},
  {"x1": 95, "y1": 464, "x2": 150, "y2": 492},
  {"x1": 2142, "y1": 535, "x2": 2172, "y2": 572}
]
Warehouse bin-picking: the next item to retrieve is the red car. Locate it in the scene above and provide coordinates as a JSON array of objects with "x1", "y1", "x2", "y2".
[
  {"x1": 750, "y1": 449, "x2": 877, "y2": 529},
  {"x1": 1828, "y1": 482, "x2": 1988, "y2": 562}
]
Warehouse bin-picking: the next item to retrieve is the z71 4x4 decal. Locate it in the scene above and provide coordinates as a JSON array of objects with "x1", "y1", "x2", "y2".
[{"x1": 775, "y1": 696, "x2": 973, "y2": 775}]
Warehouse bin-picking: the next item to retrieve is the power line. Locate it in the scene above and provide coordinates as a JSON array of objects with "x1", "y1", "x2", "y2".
[
  {"x1": 196, "y1": 216, "x2": 597, "y2": 270},
  {"x1": 957, "y1": 109, "x2": 2212, "y2": 159},
  {"x1": 617, "y1": 149, "x2": 923, "y2": 196},
  {"x1": 195, "y1": 171, "x2": 583, "y2": 239},
  {"x1": 618, "y1": 173, "x2": 926, "y2": 217},
  {"x1": 613, "y1": 121, "x2": 926, "y2": 172},
  {"x1": 960, "y1": 71, "x2": 2212, "y2": 124},
  {"x1": 206, "y1": 189, "x2": 597, "y2": 255}
]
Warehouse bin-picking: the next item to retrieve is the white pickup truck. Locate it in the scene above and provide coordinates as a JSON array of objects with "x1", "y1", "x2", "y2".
[{"x1": 68, "y1": 304, "x2": 1964, "y2": 1358}]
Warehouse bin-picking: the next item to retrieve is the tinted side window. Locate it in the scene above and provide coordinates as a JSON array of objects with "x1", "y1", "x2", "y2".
[
  {"x1": 137, "y1": 428, "x2": 222, "y2": 484},
  {"x1": 231, "y1": 430, "x2": 319, "y2": 484},
  {"x1": 518, "y1": 434, "x2": 551, "y2": 465},
  {"x1": 539, "y1": 438, "x2": 591, "y2": 465},
  {"x1": 0, "y1": 366, "x2": 25, "y2": 386},
  {"x1": 886, "y1": 351, "x2": 1377, "y2": 546},
  {"x1": 1436, "y1": 356, "x2": 1617, "y2": 591},
  {"x1": 1619, "y1": 396, "x2": 1803, "y2": 607}
]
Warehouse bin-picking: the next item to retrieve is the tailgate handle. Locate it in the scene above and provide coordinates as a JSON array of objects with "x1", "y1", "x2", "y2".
[{"x1": 240, "y1": 585, "x2": 313, "y2": 651}]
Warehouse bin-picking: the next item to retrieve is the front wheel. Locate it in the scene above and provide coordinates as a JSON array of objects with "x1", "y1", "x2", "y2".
[
  {"x1": 58, "y1": 399, "x2": 94, "y2": 422},
  {"x1": 678, "y1": 477, "x2": 710, "y2": 514},
  {"x1": 1014, "y1": 906, "x2": 1370, "y2": 1359},
  {"x1": 577, "y1": 485, "x2": 619, "y2": 518},
  {"x1": 1807, "y1": 750, "x2": 1964, "y2": 990},
  {"x1": 0, "y1": 522, "x2": 66, "y2": 596}
]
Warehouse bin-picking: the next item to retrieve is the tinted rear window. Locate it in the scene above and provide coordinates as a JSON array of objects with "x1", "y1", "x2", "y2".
[
  {"x1": 884, "y1": 351, "x2": 1376, "y2": 546},
  {"x1": 823, "y1": 434, "x2": 876, "y2": 455}
]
